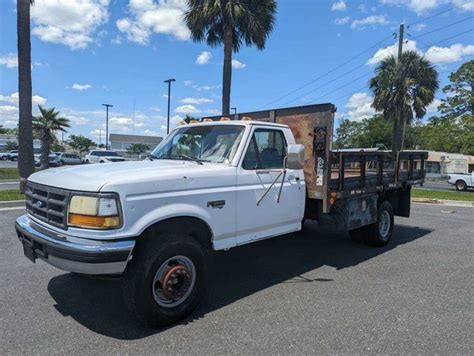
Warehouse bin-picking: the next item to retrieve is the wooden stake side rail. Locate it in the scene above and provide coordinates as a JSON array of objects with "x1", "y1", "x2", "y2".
[{"x1": 329, "y1": 150, "x2": 428, "y2": 198}]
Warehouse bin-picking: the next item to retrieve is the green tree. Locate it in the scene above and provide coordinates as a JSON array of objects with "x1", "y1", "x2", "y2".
[
  {"x1": 334, "y1": 119, "x2": 363, "y2": 149},
  {"x1": 32, "y1": 106, "x2": 70, "y2": 169},
  {"x1": 50, "y1": 142, "x2": 65, "y2": 153},
  {"x1": 439, "y1": 60, "x2": 473, "y2": 117},
  {"x1": 369, "y1": 51, "x2": 439, "y2": 151},
  {"x1": 68, "y1": 135, "x2": 96, "y2": 157},
  {"x1": 17, "y1": 0, "x2": 35, "y2": 191},
  {"x1": 185, "y1": 0, "x2": 276, "y2": 115},
  {"x1": 0, "y1": 125, "x2": 8, "y2": 134},
  {"x1": 126, "y1": 143, "x2": 150, "y2": 159},
  {"x1": 5, "y1": 141, "x2": 19, "y2": 151}
]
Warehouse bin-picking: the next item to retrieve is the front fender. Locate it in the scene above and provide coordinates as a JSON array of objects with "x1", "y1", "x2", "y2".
[{"x1": 126, "y1": 202, "x2": 214, "y2": 238}]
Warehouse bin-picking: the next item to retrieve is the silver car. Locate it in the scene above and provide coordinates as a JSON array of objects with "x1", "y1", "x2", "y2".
[{"x1": 55, "y1": 153, "x2": 82, "y2": 165}]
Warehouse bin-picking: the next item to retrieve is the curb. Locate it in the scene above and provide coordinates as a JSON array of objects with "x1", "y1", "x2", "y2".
[{"x1": 412, "y1": 198, "x2": 473, "y2": 208}]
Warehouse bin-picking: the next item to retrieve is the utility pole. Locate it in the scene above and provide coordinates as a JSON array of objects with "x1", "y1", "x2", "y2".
[
  {"x1": 231, "y1": 107, "x2": 237, "y2": 115},
  {"x1": 397, "y1": 24, "x2": 404, "y2": 60},
  {"x1": 102, "y1": 103, "x2": 113, "y2": 150},
  {"x1": 164, "y1": 79, "x2": 176, "y2": 135}
]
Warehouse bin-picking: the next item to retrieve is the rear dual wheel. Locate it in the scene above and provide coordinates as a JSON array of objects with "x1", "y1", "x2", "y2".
[{"x1": 350, "y1": 200, "x2": 394, "y2": 247}]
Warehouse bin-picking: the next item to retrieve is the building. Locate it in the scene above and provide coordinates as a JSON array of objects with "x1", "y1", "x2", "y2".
[
  {"x1": 109, "y1": 133, "x2": 163, "y2": 154},
  {"x1": 0, "y1": 134, "x2": 41, "y2": 151},
  {"x1": 425, "y1": 151, "x2": 474, "y2": 178}
]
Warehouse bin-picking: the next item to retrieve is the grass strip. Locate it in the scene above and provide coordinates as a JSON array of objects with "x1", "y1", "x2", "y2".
[{"x1": 412, "y1": 188, "x2": 474, "y2": 202}]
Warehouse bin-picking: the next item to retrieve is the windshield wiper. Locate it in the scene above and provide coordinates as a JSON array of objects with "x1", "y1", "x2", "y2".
[{"x1": 174, "y1": 154, "x2": 205, "y2": 165}]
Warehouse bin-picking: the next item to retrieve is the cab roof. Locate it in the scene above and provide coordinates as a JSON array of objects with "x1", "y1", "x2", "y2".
[{"x1": 178, "y1": 120, "x2": 288, "y2": 129}]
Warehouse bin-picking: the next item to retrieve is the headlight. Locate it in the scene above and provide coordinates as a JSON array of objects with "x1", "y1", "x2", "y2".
[{"x1": 68, "y1": 195, "x2": 121, "y2": 229}]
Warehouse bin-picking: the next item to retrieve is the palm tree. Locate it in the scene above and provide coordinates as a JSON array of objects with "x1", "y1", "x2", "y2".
[
  {"x1": 369, "y1": 50, "x2": 439, "y2": 151},
  {"x1": 33, "y1": 106, "x2": 70, "y2": 169},
  {"x1": 185, "y1": 0, "x2": 276, "y2": 115},
  {"x1": 17, "y1": 0, "x2": 35, "y2": 191}
]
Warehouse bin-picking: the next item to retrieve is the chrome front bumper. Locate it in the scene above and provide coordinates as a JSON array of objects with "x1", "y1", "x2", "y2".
[{"x1": 15, "y1": 214, "x2": 135, "y2": 275}]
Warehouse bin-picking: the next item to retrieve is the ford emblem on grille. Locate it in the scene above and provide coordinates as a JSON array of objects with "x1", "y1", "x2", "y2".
[{"x1": 36, "y1": 201, "x2": 45, "y2": 208}]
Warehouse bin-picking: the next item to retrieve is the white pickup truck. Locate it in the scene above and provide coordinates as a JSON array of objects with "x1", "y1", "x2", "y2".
[
  {"x1": 15, "y1": 104, "x2": 427, "y2": 327},
  {"x1": 448, "y1": 172, "x2": 474, "y2": 191}
]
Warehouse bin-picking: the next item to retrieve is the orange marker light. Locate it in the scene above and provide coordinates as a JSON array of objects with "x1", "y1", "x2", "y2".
[{"x1": 68, "y1": 214, "x2": 120, "y2": 229}]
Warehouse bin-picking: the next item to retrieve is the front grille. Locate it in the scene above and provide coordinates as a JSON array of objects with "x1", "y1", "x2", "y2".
[{"x1": 25, "y1": 182, "x2": 70, "y2": 229}]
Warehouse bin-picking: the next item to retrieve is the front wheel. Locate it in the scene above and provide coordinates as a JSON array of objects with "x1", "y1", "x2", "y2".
[
  {"x1": 455, "y1": 180, "x2": 467, "y2": 191},
  {"x1": 350, "y1": 200, "x2": 394, "y2": 247},
  {"x1": 122, "y1": 233, "x2": 207, "y2": 328}
]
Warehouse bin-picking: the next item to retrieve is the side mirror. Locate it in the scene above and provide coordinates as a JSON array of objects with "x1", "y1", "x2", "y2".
[{"x1": 286, "y1": 144, "x2": 305, "y2": 170}]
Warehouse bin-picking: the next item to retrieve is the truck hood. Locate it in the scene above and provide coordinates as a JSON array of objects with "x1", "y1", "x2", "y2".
[{"x1": 28, "y1": 160, "x2": 225, "y2": 192}]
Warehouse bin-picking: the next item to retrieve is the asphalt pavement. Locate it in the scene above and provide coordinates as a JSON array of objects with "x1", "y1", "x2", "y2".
[{"x1": 0, "y1": 204, "x2": 472, "y2": 354}]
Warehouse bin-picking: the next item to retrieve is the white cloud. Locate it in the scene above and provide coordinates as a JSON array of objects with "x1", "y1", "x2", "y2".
[
  {"x1": 0, "y1": 105, "x2": 18, "y2": 115},
  {"x1": 345, "y1": 92, "x2": 376, "y2": 121},
  {"x1": 0, "y1": 92, "x2": 47, "y2": 107},
  {"x1": 175, "y1": 105, "x2": 201, "y2": 114},
  {"x1": 196, "y1": 51, "x2": 212, "y2": 65},
  {"x1": 183, "y1": 80, "x2": 193, "y2": 86},
  {"x1": 116, "y1": 0, "x2": 190, "y2": 45},
  {"x1": 351, "y1": 15, "x2": 389, "y2": 29},
  {"x1": 367, "y1": 40, "x2": 420, "y2": 64},
  {"x1": 414, "y1": 23, "x2": 426, "y2": 32},
  {"x1": 170, "y1": 114, "x2": 184, "y2": 129},
  {"x1": 232, "y1": 59, "x2": 246, "y2": 69},
  {"x1": 426, "y1": 99, "x2": 442, "y2": 113},
  {"x1": 116, "y1": 18, "x2": 150, "y2": 45},
  {"x1": 425, "y1": 44, "x2": 474, "y2": 64},
  {"x1": 110, "y1": 117, "x2": 133, "y2": 125},
  {"x1": 31, "y1": 0, "x2": 110, "y2": 50},
  {"x1": 180, "y1": 97, "x2": 213, "y2": 105},
  {"x1": 0, "y1": 53, "x2": 18, "y2": 68},
  {"x1": 331, "y1": 0, "x2": 347, "y2": 11},
  {"x1": 71, "y1": 83, "x2": 92, "y2": 91},
  {"x1": 367, "y1": 40, "x2": 474, "y2": 65},
  {"x1": 380, "y1": 0, "x2": 474, "y2": 15},
  {"x1": 335, "y1": 16, "x2": 350, "y2": 25},
  {"x1": 64, "y1": 114, "x2": 89, "y2": 125}
]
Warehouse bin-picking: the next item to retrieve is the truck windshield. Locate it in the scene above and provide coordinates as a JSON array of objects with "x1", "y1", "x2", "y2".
[{"x1": 151, "y1": 125, "x2": 245, "y2": 164}]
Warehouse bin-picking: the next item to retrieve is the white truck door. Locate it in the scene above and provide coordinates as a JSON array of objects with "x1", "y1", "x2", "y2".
[{"x1": 235, "y1": 127, "x2": 304, "y2": 245}]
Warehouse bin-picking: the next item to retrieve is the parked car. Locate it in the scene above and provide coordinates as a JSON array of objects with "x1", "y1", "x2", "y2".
[
  {"x1": 84, "y1": 150, "x2": 126, "y2": 163},
  {"x1": 15, "y1": 103, "x2": 428, "y2": 327},
  {"x1": 448, "y1": 172, "x2": 474, "y2": 191},
  {"x1": 35, "y1": 154, "x2": 61, "y2": 167},
  {"x1": 7, "y1": 150, "x2": 18, "y2": 161},
  {"x1": 0, "y1": 151, "x2": 11, "y2": 160},
  {"x1": 53, "y1": 153, "x2": 82, "y2": 166}
]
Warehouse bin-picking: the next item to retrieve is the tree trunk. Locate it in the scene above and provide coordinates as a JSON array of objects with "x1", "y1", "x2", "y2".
[
  {"x1": 17, "y1": 0, "x2": 35, "y2": 192},
  {"x1": 221, "y1": 26, "x2": 233, "y2": 116},
  {"x1": 40, "y1": 130, "x2": 50, "y2": 169},
  {"x1": 391, "y1": 116, "x2": 402, "y2": 152}
]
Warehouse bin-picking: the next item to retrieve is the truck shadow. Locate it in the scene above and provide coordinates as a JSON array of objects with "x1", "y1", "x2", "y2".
[{"x1": 47, "y1": 222, "x2": 431, "y2": 339}]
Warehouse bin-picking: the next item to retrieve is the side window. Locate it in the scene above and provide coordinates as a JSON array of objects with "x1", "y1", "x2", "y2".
[{"x1": 242, "y1": 129, "x2": 287, "y2": 170}]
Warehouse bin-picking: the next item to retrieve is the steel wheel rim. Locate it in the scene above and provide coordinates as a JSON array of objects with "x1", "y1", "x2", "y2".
[
  {"x1": 378, "y1": 210, "x2": 391, "y2": 239},
  {"x1": 152, "y1": 255, "x2": 196, "y2": 308}
]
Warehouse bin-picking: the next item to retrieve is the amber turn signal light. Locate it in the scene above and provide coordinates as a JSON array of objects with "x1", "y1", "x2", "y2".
[{"x1": 68, "y1": 213, "x2": 120, "y2": 229}]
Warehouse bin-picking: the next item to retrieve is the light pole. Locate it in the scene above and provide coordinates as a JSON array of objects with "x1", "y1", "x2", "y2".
[
  {"x1": 102, "y1": 103, "x2": 113, "y2": 150},
  {"x1": 164, "y1": 78, "x2": 176, "y2": 134},
  {"x1": 231, "y1": 107, "x2": 237, "y2": 116}
]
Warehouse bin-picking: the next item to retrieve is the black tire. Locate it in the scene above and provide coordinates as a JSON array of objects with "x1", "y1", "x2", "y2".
[
  {"x1": 455, "y1": 180, "x2": 467, "y2": 191},
  {"x1": 59, "y1": 160, "x2": 64, "y2": 166},
  {"x1": 122, "y1": 230, "x2": 207, "y2": 328},
  {"x1": 350, "y1": 200, "x2": 394, "y2": 247}
]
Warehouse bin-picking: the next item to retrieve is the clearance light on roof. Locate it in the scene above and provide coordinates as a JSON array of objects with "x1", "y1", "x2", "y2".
[
  {"x1": 241, "y1": 116, "x2": 252, "y2": 121},
  {"x1": 202, "y1": 118, "x2": 213, "y2": 122},
  {"x1": 220, "y1": 117, "x2": 230, "y2": 121}
]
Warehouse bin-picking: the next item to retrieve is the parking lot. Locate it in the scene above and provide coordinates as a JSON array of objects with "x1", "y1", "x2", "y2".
[{"x1": 0, "y1": 203, "x2": 472, "y2": 354}]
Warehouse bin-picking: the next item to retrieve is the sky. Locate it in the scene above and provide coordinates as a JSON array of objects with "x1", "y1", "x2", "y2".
[{"x1": 0, "y1": 0, "x2": 473, "y2": 143}]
